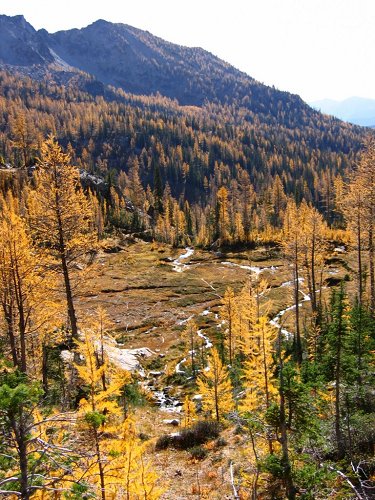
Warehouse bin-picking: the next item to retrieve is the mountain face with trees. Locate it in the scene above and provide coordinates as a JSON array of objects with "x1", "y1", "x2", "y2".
[
  {"x1": 0, "y1": 14, "x2": 365, "y2": 127},
  {"x1": 0, "y1": 14, "x2": 312, "y2": 113},
  {"x1": 0, "y1": 15, "x2": 367, "y2": 235},
  {"x1": 0, "y1": 66, "x2": 366, "y2": 246}
]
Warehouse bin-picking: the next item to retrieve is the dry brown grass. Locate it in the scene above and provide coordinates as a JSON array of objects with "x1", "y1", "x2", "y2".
[{"x1": 74, "y1": 238, "x2": 356, "y2": 499}]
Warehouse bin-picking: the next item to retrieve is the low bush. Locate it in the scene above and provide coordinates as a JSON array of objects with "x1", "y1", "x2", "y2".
[
  {"x1": 155, "y1": 434, "x2": 173, "y2": 450},
  {"x1": 189, "y1": 445, "x2": 207, "y2": 460},
  {"x1": 155, "y1": 420, "x2": 221, "y2": 451},
  {"x1": 215, "y1": 437, "x2": 227, "y2": 448},
  {"x1": 138, "y1": 432, "x2": 150, "y2": 441}
]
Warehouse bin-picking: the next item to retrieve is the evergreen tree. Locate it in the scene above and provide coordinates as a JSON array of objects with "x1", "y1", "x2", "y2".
[
  {"x1": 197, "y1": 348, "x2": 234, "y2": 422},
  {"x1": 27, "y1": 137, "x2": 96, "y2": 340}
]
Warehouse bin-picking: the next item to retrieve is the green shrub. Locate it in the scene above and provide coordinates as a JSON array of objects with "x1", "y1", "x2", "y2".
[
  {"x1": 84, "y1": 411, "x2": 106, "y2": 429},
  {"x1": 262, "y1": 454, "x2": 284, "y2": 478}
]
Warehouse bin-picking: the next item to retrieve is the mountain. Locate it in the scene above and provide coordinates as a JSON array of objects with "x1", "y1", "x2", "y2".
[
  {"x1": 46, "y1": 19, "x2": 255, "y2": 107},
  {"x1": 0, "y1": 14, "x2": 53, "y2": 66},
  {"x1": 310, "y1": 97, "x2": 375, "y2": 127},
  {"x1": 0, "y1": 14, "x2": 319, "y2": 122},
  {"x1": 0, "y1": 14, "x2": 369, "y2": 227}
]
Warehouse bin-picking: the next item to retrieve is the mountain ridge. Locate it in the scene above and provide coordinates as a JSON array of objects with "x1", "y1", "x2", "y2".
[
  {"x1": 0, "y1": 13, "x2": 309, "y2": 116},
  {"x1": 0, "y1": 14, "x2": 54, "y2": 66},
  {"x1": 0, "y1": 13, "x2": 369, "y2": 220}
]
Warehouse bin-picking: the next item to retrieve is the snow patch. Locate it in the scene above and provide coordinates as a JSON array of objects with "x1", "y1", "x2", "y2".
[
  {"x1": 175, "y1": 357, "x2": 187, "y2": 374},
  {"x1": 103, "y1": 343, "x2": 154, "y2": 373},
  {"x1": 221, "y1": 261, "x2": 278, "y2": 276},
  {"x1": 270, "y1": 281, "x2": 311, "y2": 339},
  {"x1": 197, "y1": 330, "x2": 213, "y2": 348},
  {"x1": 177, "y1": 315, "x2": 194, "y2": 325},
  {"x1": 334, "y1": 246, "x2": 346, "y2": 253},
  {"x1": 201, "y1": 309, "x2": 211, "y2": 316},
  {"x1": 172, "y1": 247, "x2": 194, "y2": 272}
]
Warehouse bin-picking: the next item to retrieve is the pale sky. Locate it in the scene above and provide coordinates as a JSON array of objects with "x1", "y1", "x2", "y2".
[{"x1": 1, "y1": 0, "x2": 374, "y2": 102}]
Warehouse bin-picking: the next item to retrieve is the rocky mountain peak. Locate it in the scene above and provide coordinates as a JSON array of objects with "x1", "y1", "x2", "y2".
[{"x1": 0, "y1": 14, "x2": 53, "y2": 66}]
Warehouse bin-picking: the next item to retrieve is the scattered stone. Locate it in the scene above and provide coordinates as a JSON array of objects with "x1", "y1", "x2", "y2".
[
  {"x1": 192, "y1": 394, "x2": 202, "y2": 401},
  {"x1": 103, "y1": 245, "x2": 122, "y2": 254},
  {"x1": 60, "y1": 350, "x2": 74, "y2": 363},
  {"x1": 163, "y1": 419, "x2": 179, "y2": 426},
  {"x1": 334, "y1": 246, "x2": 346, "y2": 253}
]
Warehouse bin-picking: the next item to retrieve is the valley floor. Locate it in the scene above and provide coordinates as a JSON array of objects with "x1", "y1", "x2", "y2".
[{"x1": 76, "y1": 238, "x2": 351, "y2": 499}]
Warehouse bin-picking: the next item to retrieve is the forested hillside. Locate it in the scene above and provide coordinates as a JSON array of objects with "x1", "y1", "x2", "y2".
[
  {"x1": 0, "y1": 14, "x2": 352, "y2": 116},
  {"x1": 0, "y1": 69, "x2": 367, "y2": 246}
]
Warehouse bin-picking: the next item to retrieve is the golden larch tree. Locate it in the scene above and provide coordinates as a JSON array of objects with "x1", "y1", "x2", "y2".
[
  {"x1": 282, "y1": 199, "x2": 303, "y2": 365},
  {"x1": 181, "y1": 319, "x2": 199, "y2": 376},
  {"x1": 182, "y1": 395, "x2": 197, "y2": 428},
  {"x1": 27, "y1": 137, "x2": 96, "y2": 340},
  {"x1": 216, "y1": 186, "x2": 231, "y2": 245},
  {"x1": 0, "y1": 192, "x2": 60, "y2": 378},
  {"x1": 220, "y1": 286, "x2": 239, "y2": 364},
  {"x1": 197, "y1": 348, "x2": 234, "y2": 422},
  {"x1": 74, "y1": 327, "x2": 127, "y2": 500}
]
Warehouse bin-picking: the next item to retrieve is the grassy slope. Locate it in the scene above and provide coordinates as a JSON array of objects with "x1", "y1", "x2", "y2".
[{"x1": 76, "y1": 239, "x2": 352, "y2": 498}]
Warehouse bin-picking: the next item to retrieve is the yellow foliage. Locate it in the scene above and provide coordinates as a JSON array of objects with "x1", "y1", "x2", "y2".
[
  {"x1": 28, "y1": 136, "x2": 96, "y2": 257},
  {"x1": 197, "y1": 348, "x2": 234, "y2": 422},
  {"x1": 220, "y1": 287, "x2": 239, "y2": 363},
  {"x1": 240, "y1": 317, "x2": 278, "y2": 413},
  {"x1": 74, "y1": 328, "x2": 126, "y2": 417},
  {"x1": 0, "y1": 192, "x2": 62, "y2": 377},
  {"x1": 182, "y1": 395, "x2": 197, "y2": 427},
  {"x1": 181, "y1": 319, "x2": 199, "y2": 374},
  {"x1": 72, "y1": 321, "x2": 162, "y2": 499},
  {"x1": 105, "y1": 416, "x2": 165, "y2": 499}
]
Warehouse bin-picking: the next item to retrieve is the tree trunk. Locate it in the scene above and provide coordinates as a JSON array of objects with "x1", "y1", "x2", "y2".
[
  {"x1": 335, "y1": 290, "x2": 345, "y2": 460},
  {"x1": 94, "y1": 428, "x2": 106, "y2": 500},
  {"x1": 19, "y1": 436, "x2": 29, "y2": 500},
  {"x1": 311, "y1": 232, "x2": 317, "y2": 317},
  {"x1": 4, "y1": 305, "x2": 19, "y2": 368},
  {"x1": 249, "y1": 428, "x2": 259, "y2": 500},
  {"x1": 54, "y1": 169, "x2": 78, "y2": 342},
  {"x1": 42, "y1": 344, "x2": 48, "y2": 396},
  {"x1": 294, "y1": 245, "x2": 302, "y2": 366},
  {"x1": 11, "y1": 415, "x2": 30, "y2": 500},
  {"x1": 60, "y1": 251, "x2": 78, "y2": 341},
  {"x1": 214, "y1": 371, "x2": 220, "y2": 422},
  {"x1": 261, "y1": 322, "x2": 273, "y2": 454},
  {"x1": 278, "y1": 333, "x2": 296, "y2": 499},
  {"x1": 228, "y1": 296, "x2": 233, "y2": 365},
  {"x1": 369, "y1": 221, "x2": 375, "y2": 316},
  {"x1": 357, "y1": 213, "x2": 363, "y2": 308},
  {"x1": 18, "y1": 314, "x2": 27, "y2": 373},
  {"x1": 13, "y1": 258, "x2": 27, "y2": 372}
]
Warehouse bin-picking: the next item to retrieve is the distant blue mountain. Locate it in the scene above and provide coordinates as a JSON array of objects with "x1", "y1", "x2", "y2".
[{"x1": 310, "y1": 97, "x2": 375, "y2": 127}]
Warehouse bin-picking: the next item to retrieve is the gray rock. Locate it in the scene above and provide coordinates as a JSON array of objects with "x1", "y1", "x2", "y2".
[{"x1": 162, "y1": 419, "x2": 179, "y2": 426}]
